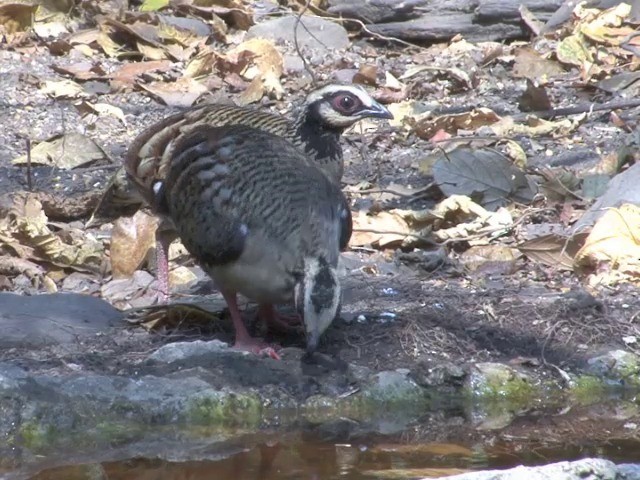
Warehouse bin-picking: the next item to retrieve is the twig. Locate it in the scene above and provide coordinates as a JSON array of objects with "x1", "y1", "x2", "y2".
[
  {"x1": 511, "y1": 97, "x2": 640, "y2": 121},
  {"x1": 352, "y1": 188, "x2": 416, "y2": 198},
  {"x1": 293, "y1": 0, "x2": 317, "y2": 85},
  {"x1": 25, "y1": 138, "x2": 33, "y2": 191}
]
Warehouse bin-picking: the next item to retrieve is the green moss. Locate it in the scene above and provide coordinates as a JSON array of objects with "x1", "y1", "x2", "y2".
[
  {"x1": 19, "y1": 422, "x2": 56, "y2": 449},
  {"x1": 187, "y1": 392, "x2": 262, "y2": 426},
  {"x1": 467, "y1": 363, "x2": 536, "y2": 404},
  {"x1": 570, "y1": 375, "x2": 610, "y2": 405}
]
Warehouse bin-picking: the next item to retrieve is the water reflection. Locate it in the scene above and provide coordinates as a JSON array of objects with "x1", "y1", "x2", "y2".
[{"x1": 10, "y1": 400, "x2": 640, "y2": 480}]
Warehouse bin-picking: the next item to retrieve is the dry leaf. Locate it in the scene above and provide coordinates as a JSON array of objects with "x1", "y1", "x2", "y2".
[
  {"x1": 139, "y1": 77, "x2": 209, "y2": 107},
  {"x1": 75, "y1": 101, "x2": 127, "y2": 125},
  {"x1": 110, "y1": 60, "x2": 173, "y2": 89},
  {"x1": 414, "y1": 108, "x2": 501, "y2": 139},
  {"x1": 512, "y1": 47, "x2": 565, "y2": 82},
  {"x1": 12, "y1": 132, "x2": 109, "y2": 169},
  {"x1": 231, "y1": 38, "x2": 284, "y2": 103},
  {"x1": 351, "y1": 210, "x2": 410, "y2": 248},
  {"x1": 574, "y1": 203, "x2": 640, "y2": 283},
  {"x1": 110, "y1": 211, "x2": 159, "y2": 279},
  {"x1": 518, "y1": 233, "x2": 587, "y2": 270},
  {"x1": 459, "y1": 245, "x2": 519, "y2": 275},
  {"x1": 0, "y1": 3, "x2": 36, "y2": 34},
  {"x1": 40, "y1": 79, "x2": 87, "y2": 99}
]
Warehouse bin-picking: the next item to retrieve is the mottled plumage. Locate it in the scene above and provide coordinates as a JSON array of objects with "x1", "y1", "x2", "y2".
[
  {"x1": 121, "y1": 83, "x2": 391, "y2": 302},
  {"x1": 157, "y1": 124, "x2": 352, "y2": 354},
  {"x1": 127, "y1": 84, "x2": 392, "y2": 205}
]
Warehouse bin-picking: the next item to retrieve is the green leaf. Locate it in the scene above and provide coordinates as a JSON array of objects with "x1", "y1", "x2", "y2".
[{"x1": 140, "y1": 0, "x2": 169, "y2": 12}]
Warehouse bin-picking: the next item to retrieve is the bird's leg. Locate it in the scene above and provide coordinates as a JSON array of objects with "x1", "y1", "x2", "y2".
[
  {"x1": 257, "y1": 304, "x2": 302, "y2": 334},
  {"x1": 153, "y1": 230, "x2": 172, "y2": 304},
  {"x1": 221, "y1": 291, "x2": 281, "y2": 360}
]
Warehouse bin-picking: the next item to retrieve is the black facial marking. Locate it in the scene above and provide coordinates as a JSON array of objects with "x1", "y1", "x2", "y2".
[{"x1": 310, "y1": 257, "x2": 337, "y2": 314}]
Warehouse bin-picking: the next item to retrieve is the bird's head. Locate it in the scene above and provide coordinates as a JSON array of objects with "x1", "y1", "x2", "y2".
[
  {"x1": 304, "y1": 84, "x2": 394, "y2": 129},
  {"x1": 294, "y1": 256, "x2": 341, "y2": 353}
]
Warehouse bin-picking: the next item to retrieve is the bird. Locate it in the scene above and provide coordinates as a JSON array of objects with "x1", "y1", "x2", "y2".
[
  {"x1": 123, "y1": 83, "x2": 392, "y2": 301},
  {"x1": 154, "y1": 124, "x2": 353, "y2": 357}
]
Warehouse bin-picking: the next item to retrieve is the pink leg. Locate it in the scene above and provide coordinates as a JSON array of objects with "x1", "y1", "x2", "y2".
[
  {"x1": 222, "y1": 291, "x2": 281, "y2": 360},
  {"x1": 257, "y1": 304, "x2": 302, "y2": 334},
  {"x1": 154, "y1": 234, "x2": 171, "y2": 304}
]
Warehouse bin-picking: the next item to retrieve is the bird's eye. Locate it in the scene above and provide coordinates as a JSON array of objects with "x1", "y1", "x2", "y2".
[{"x1": 332, "y1": 94, "x2": 360, "y2": 114}]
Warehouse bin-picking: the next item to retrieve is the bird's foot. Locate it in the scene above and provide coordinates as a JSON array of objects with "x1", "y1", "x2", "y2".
[
  {"x1": 257, "y1": 304, "x2": 302, "y2": 334},
  {"x1": 234, "y1": 337, "x2": 281, "y2": 360}
]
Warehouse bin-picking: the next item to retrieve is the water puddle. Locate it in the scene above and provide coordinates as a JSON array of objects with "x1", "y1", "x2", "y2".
[{"x1": 4, "y1": 395, "x2": 640, "y2": 480}]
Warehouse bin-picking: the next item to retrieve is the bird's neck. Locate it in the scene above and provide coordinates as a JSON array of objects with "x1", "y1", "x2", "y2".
[{"x1": 292, "y1": 108, "x2": 344, "y2": 163}]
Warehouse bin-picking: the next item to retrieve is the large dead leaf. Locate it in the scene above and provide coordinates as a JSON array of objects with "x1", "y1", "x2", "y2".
[
  {"x1": 0, "y1": 3, "x2": 37, "y2": 34},
  {"x1": 12, "y1": 132, "x2": 109, "y2": 169},
  {"x1": 431, "y1": 148, "x2": 538, "y2": 211},
  {"x1": 518, "y1": 233, "x2": 587, "y2": 271},
  {"x1": 75, "y1": 101, "x2": 127, "y2": 125},
  {"x1": 574, "y1": 203, "x2": 640, "y2": 284},
  {"x1": 2, "y1": 193, "x2": 105, "y2": 274},
  {"x1": 230, "y1": 38, "x2": 284, "y2": 104},
  {"x1": 110, "y1": 59, "x2": 173, "y2": 89},
  {"x1": 556, "y1": 34, "x2": 593, "y2": 67},
  {"x1": 139, "y1": 76, "x2": 208, "y2": 107},
  {"x1": 110, "y1": 211, "x2": 159, "y2": 279},
  {"x1": 459, "y1": 245, "x2": 519, "y2": 275},
  {"x1": 51, "y1": 62, "x2": 107, "y2": 81},
  {"x1": 40, "y1": 79, "x2": 87, "y2": 99},
  {"x1": 512, "y1": 47, "x2": 565, "y2": 82},
  {"x1": 490, "y1": 115, "x2": 579, "y2": 138},
  {"x1": 351, "y1": 210, "x2": 409, "y2": 248},
  {"x1": 414, "y1": 108, "x2": 501, "y2": 140}
]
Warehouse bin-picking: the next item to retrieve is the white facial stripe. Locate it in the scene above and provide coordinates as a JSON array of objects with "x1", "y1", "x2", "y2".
[{"x1": 307, "y1": 84, "x2": 375, "y2": 108}]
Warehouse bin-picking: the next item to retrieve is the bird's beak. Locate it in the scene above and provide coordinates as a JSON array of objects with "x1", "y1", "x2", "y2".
[
  {"x1": 360, "y1": 101, "x2": 394, "y2": 120},
  {"x1": 306, "y1": 332, "x2": 320, "y2": 354}
]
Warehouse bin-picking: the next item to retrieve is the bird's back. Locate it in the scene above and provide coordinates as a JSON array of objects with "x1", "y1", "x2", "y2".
[
  {"x1": 125, "y1": 104, "x2": 301, "y2": 207},
  {"x1": 161, "y1": 124, "x2": 351, "y2": 272}
]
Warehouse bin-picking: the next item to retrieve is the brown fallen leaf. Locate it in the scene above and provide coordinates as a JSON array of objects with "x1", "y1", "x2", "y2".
[
  {"x1": 230, "y1": 38, "x2": 284, "y2": 104},
  {"x1": 512, "y1": 46, "x2": 565, "y2": 82},
  {"x1": 139, "y1": 76, "x2": 209, "y2": 107},
  {"x1": 459, "y1": 245, "x2": 519, "y2": 275},
  {"x1": 351, "y1": 210, "x2": 410, "y2": 248},
  {"x1": 519, "y1": 78, "x2": 552, "y2": 112},
  {"x1": 40, "y1": 79, "x2": 87, "y2": 99},
  {"x1": 51, "y1": 62, "x2": 107, "y2": 81},
  {"x1": 6, "y1": 193, "x2": 105, "y2": 274},
  {"x1": 110, "y1": 59, "x2": 173, "y2": 89},
  {"x1": 75, "y1": 101, "x2": 127, "y2": 125},
  {"x1": 413, "y1": 107, "x2": 501, "y2": 139},
  {"x1": 110, "y1": 211, "x2": 159, "y2": 279},
  {"x1": 518, "y1": 233, "x2": 588, "y2": 271},
  {"x1": 574, "y1": 203, "x2": 640, "y2": 284},
  {"x1": 12, "y1": 132, "x2": 109, "y2": 169},
  {"x1": 0, "y1": 3, "x2": 36, "y2": 34},
  {"x1": 353, "y1": 64, "x2": 378, "y2": 86}
]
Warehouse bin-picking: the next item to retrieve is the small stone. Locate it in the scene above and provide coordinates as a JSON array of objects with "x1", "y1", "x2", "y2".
[
  {"x1": 247, "y1": 16, "x2": 349, "y2": 50},
  {"x1": 148, "y1": 339, "x2": 229, "y2": 363}
]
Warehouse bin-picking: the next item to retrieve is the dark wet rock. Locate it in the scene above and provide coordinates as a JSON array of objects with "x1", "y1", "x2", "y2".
[
  {"x1": 0, "y1": 292, "x2": 123, "y2": 347},
  {"x1": 430, "y1": 457, "x2": 639, "y2": 480},
  {"x1": 586, "y1": 350, "x2": 640, "y2": 387},
  {"x1": 247, "y1": 16, "x2": 350, "y2": 50}
]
